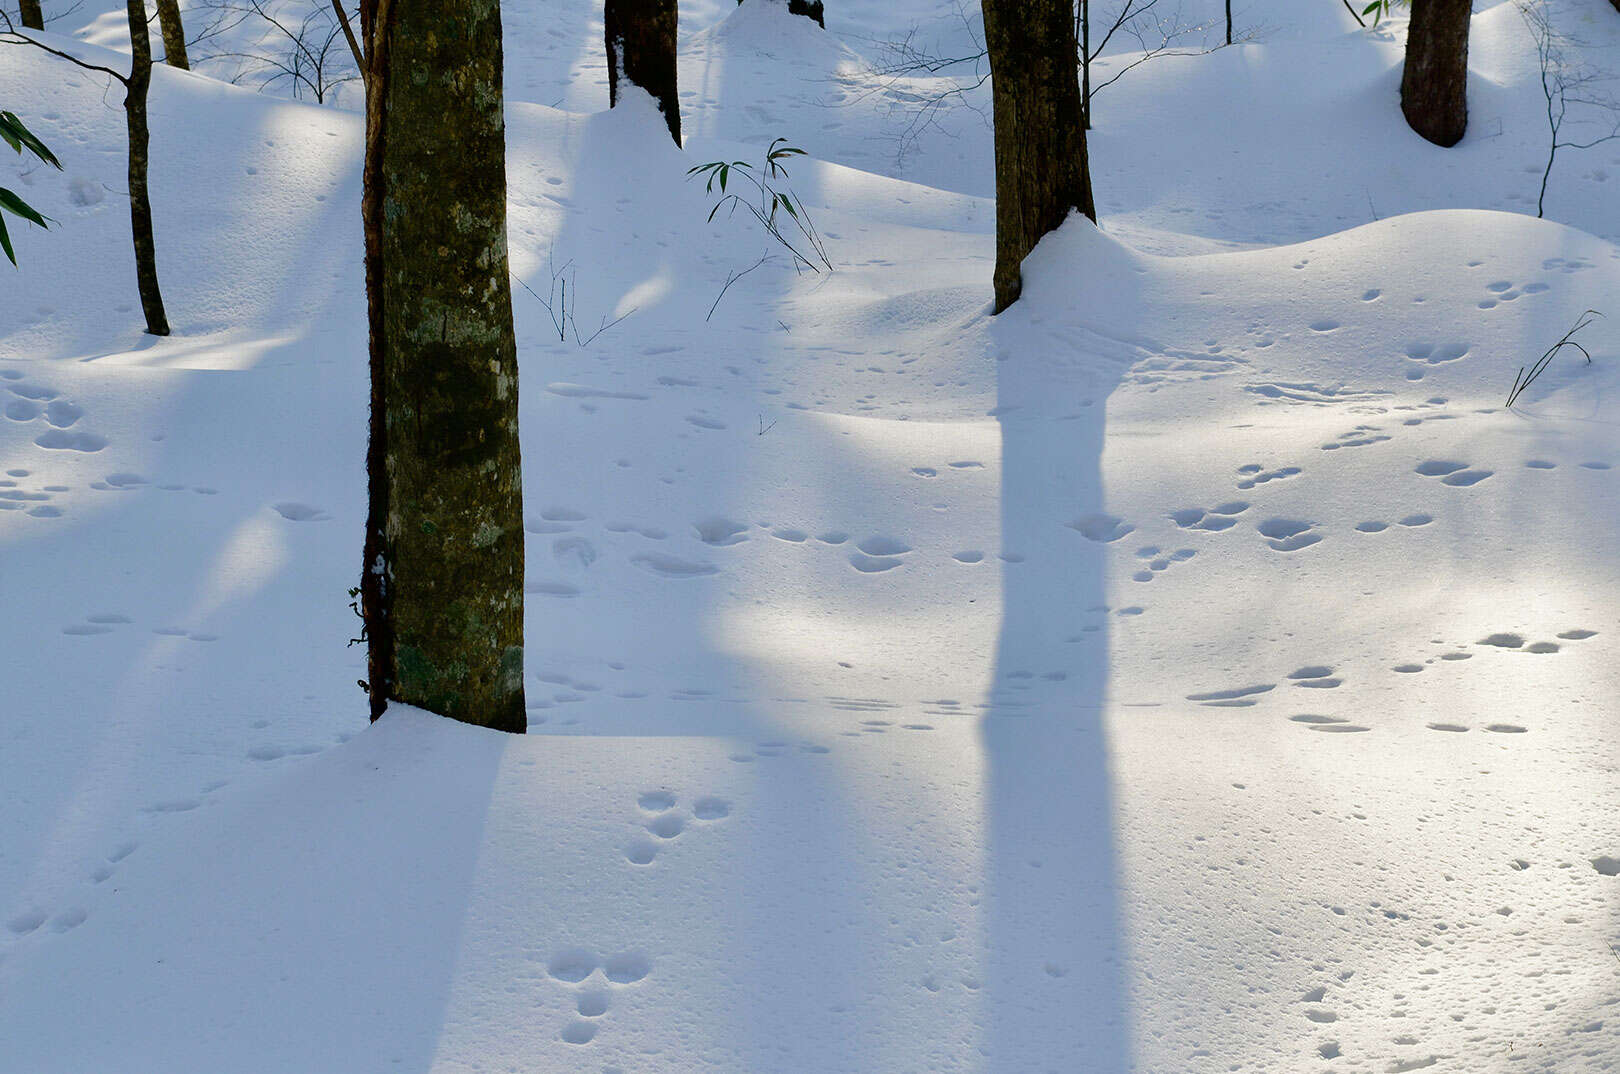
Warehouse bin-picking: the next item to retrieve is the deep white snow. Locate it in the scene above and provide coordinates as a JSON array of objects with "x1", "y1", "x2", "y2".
[{"x1": 3, "y1": 0, "x2": 1619, "y2": 1071}]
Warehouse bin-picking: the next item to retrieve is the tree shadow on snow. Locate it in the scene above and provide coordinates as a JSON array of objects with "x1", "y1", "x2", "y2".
[{"x1": 980, "y1": 217, "x2": 1134, "y2": 1072}]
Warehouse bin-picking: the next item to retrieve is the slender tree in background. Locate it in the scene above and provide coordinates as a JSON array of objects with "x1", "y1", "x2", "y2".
[
  {"x1": 359, "y1": 0, "x2": 527, "y2": 732},
  {"x1": 0, "y1": 6, "x2": 171, "y2": 332},
  {"x1": 4, "y1": 3, "x2": 168, "y2": 332},
  {"x1": 981, "y1": 0, "x2": 1095, "y2": 313},
  {"x1": 18, "y1": 0, "x2": 41, "y2": 30},
  {"x1": 154, "y1": 0, "x2": 190, "y2": 69},
  {"x1": 122, "y1": 0, "x2": 170, "y2": 333},
  {"x1": 605, "y1": 0, "x2": 680, "y2": 143},
  {"x1": 1401, "y1": 0, "x2": 1471, "y2": 146}
]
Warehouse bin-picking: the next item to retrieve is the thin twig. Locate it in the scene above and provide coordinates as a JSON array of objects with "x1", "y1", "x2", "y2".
[
  {"x1": 0, "y1": 13, "x2": 129, "y2": 84},
  {"x1": 1506, "y1": 309, "x2": 1602, "y2": 408},
  {"x1": 707, "y1": 254, "x2": 770, "y2": 321},
  {"x1": 331, "y1": 0, "x2": 364, "y2": 82}
]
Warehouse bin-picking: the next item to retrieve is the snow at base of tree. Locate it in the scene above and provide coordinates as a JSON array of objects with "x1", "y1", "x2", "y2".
[{"x1": 2, "y1": 0, "x2": 1618, "y2": 1071}]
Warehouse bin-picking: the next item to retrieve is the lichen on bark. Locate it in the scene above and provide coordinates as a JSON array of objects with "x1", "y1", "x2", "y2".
[{"x1": 361, "y1": 0, "x2": 527, "y2": 733}]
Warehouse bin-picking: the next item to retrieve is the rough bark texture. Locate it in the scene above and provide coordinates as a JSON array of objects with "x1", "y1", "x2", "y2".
[
  {"x1": 1401, "y1": 0, "x2": 1471, "y2": 147},
  {"x1": 605, "y1": 0, "x2": 680, "y2": 144},
  {"x1": 154, "y1": 0, "x2": 189, "y2": 68},
  {"x1": 360, "y1": 0, "x2": 526, "y2": 732},
  {"x1": 735, "y1": 0, "x2": 823, "y2": 28},
  {"x1": 125, "y1": 0, "x2": 170, "y2": 336},
  {"x1": 981, "y1": 0, "x2": 1096, "y2": 314},
  {"x1": 18, "y1": 0, "x2": 42, "y2": 30}
]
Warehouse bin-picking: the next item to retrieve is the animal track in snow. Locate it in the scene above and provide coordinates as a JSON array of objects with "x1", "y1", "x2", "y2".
[
  {"x1": 1131, "y1": 544, "x2": 1196, "y2": 582},
  {"x1": 1404, "y1": 342, "x2": 1470, "y2": 365},
  {"x1": 1186, "y1": 684, "x2": 1274, "y2": 707},
  {"x1": 605, "y1": 521, "x2": 667, "y2": 540},
  {"x1": 694, "y1": 516, "x2": 748, "y2": 546},
  {"x1": 1257, "y1": 518, "x2": 1321, "y2": 552},
  {"x1": 631, "y1": 553, "x2": 716, "y2": 578},
  {"x1": 34, "y1": 429, "x2": 108, "y2": 452},
  {"x1": 543, "y1": 944, "x2": 654, "y2": 1044},
  {"x1": 273, "y1": 502, "x2": 330, "y2": 522},
  {"x1": 624, "y1": 789, "x2": 731, "y2": 864},
  {"x1": 545, "y1": 382, "x2": 649, "y2": 401},
  {"x1": 1320, "y1": 425, "x2": 1391, "y2": 451},
  {"x1": 1415, "y1": 460, "x2": 1492, "y2": 486},
  {"x1": 1069, "y1": 513, "x2": 1134, "y2": 543},
  {"x1": 1290, "y1": 714, "x2": 1369, "y2": 732},
  {"x1": 1235, "y1": 463, "x2": 1301, "y2": 490},
  {"x1": 1246, "y1": 382, "x2": 1389, "y2": 404},
  {"x1": 846, "y1": 536, "x2": 912, "y2": 573},
  {"x1": 1288, "y1": 666, "x2": 1342, "y2": 689},
  {"x1": 1170, "y1": 502, "x2": 1247, "y2": 533}
]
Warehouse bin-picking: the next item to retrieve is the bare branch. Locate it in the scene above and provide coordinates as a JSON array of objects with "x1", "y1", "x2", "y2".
[
  {"x1": 0, "y1": 10, "x2": 129, "y2": 84},
  {"x1": 331, "y1": 0, "x2": 364, "y2": 80}
]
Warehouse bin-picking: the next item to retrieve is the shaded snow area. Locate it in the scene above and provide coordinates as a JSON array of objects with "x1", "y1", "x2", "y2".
[{"x1": 3, "y1": 0, "x2": 1620, "y2": 1071}]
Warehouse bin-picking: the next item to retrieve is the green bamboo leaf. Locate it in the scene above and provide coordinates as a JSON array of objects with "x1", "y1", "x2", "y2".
[
  {"x1": 0, "y1": 187, "x2": 50, "y2": 229},
  {"x1": 0, "y1": 112, "x2": 61, "y2": 168}
]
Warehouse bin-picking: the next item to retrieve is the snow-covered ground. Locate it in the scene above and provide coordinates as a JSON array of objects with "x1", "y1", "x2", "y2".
[{"x1": 3, "y1": 1, "x2": 1619, "y2": 1071}]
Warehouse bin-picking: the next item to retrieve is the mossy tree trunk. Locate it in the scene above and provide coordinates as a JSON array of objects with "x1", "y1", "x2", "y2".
[
  {"x1": 604, "y1": 0, "x2": 680, "y2": 144},
  {"x1": 1401, "y1": 0, "x2": 1471, "y2": 147},
  {"x1": 18, "y1": 0, "x2": 42, "y2": 30},
  {"x1": 360, "y1": 0, "x2": 527, "y2": 732},
  {"x1": 125, "y1": 0, "x2": 170, "y2": 335},
  {"x1": 981, "y1": 0, "x2": 1096, "y2": 314},
  {"x1": 154, "y1": 0, "x2": 190, "y2": 69}
]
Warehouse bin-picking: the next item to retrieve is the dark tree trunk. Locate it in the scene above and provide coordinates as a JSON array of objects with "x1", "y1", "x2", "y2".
[
  {"x1": 154, "y1": 0, "x2": 190, "y2": 69},
  {"x1": 787, "y1": 0, "x2": 823, "y2": 25},
  {"x1": 18, "y1": 0, "x2": 42, "y2": 30},
  {"x1": 1401, "y1": 0, "x2": 1471, "y2": 147},
  {"x1": 605, "y1": 0, "x2": 680, "y2": 144},
  {"x1": 982, "y1": 0, "x2": 1096, "y2": 314},
  {"x1": 735, "y1": 0, "x2": 823, "y2": 27},
  {"x1": 125, "y1": 0, "x2": 170, "y2": 336},
  {"x1": 360, "y1": 0, "x2": 527, "y2": 732},
  {"x1": 1079, "y1": 0, "x2": 1091, "y2": 130}
]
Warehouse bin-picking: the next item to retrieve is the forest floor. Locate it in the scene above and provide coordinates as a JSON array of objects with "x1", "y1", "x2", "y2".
[{"x1": 2, "y1": 1, "x2": 1619, "y2": 1071}]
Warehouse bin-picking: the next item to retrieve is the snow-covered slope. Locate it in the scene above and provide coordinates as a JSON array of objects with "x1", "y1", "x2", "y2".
[{"x1": 2, "y1": 1, "x2": 1618, "y2": 1072}]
